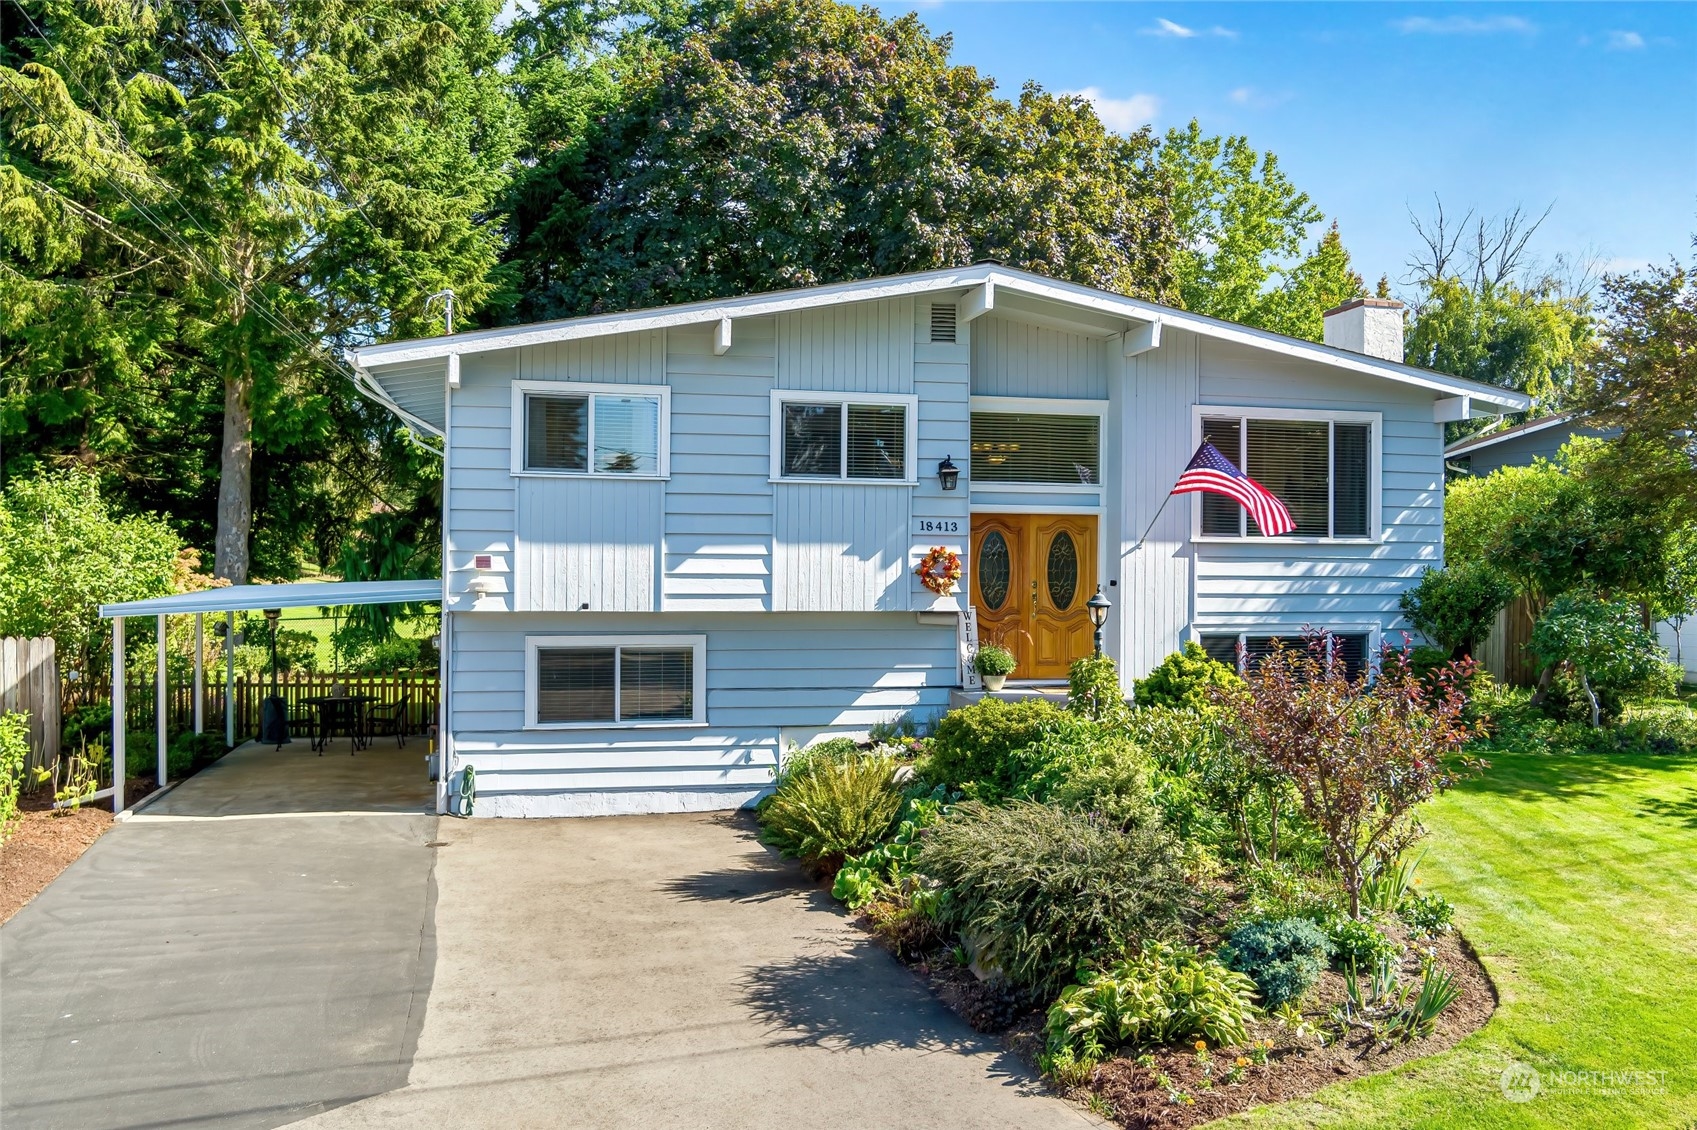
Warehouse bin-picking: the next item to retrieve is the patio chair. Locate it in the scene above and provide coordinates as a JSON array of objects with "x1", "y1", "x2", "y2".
[{"x1": 365, "y1": 694, "x2": 410, "y2": 748}]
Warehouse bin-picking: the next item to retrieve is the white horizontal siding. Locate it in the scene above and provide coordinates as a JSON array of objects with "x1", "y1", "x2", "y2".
[
  {"x1": 664, "y1": 319, "x2": 776, "y2": 611},
  {"x1": 449, "y1": 611, "x2": 956, "y2": 815},
  {"x1": 446, "y1": 351, "x2": 519, "y2": 600},
  {"x1": 1188, "y1": 339, "x2": 1442, "y2": 635}
]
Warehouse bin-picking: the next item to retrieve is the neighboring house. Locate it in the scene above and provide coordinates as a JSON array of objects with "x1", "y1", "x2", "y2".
[
  {"x1": 1445, "y1": 416, "x2": 1696, "y2": 685},
  {"x1": 1444, "y1": 412, "x2": 1618, "y2": 478},
  {"x1": 349, "y1": 267, "x2": 1528, "y2": 817}
]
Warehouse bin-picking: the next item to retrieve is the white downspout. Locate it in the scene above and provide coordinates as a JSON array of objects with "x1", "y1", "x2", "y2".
[{"x1": 194, "y1": 613, "x2": 204, "y2": 735}]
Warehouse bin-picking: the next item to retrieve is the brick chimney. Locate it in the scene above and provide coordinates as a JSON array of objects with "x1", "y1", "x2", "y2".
[{"x1": 1323, "y1": 298, "x2": 1405, "y2": 362}]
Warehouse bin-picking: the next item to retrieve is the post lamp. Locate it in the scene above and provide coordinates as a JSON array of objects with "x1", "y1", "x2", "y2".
[
  {"x1": 1086, "y1": 585, "x2": 1111, "y2": 657},
  {"x1": 937, "y1": 455, "x2": 960, "y2": 491}
]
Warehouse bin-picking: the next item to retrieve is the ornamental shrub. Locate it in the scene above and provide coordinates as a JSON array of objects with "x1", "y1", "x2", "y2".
[
  {"x1": 1132, "y1": 641, "x2": 1243, "y2": 712},
  {"x1": 916, "y1": 801, "x2": 1189, "y2": 995},
  {"x1": 1068, "y1": 654, "x2": 1129, "y2": 722},
  {"x1": 972, "y1": 644, "x2": 1017, "y2": 677},
  {"x1": 1219, "y1": 917, "x2": 1331, "y2": 1007},
  {"x1": 1325, "y1": 914, "x2": 1402, "y2": 972},
  {"x1": 1, "y1": 711, "x2": 30, "y2": 842},
  {"x1": 1398, "y1": 563, "x2": 1516, "y2": 658},
  {"x1": 1043, "y1": 940, "x2": 1258, "y2": 1070},
  {"x1": 1531, "y1": 594, "x2": 1669, "y2": 725},
  {"x1": 919, "y1": 697, "x2": 1064, "y2": 796},
  {"x1": 758, "y1": 750, "x2": 904, "y2": 877},
  {"x1": 1398, "y1": 890, "x2": 1456, "y2": 937}
]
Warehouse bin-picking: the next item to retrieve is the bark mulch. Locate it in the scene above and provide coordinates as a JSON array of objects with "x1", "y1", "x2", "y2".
[
  {"x1": 860, "y1": 915, "x2": 1497, "y2": 1130},
  {"x1": 1, "y1": 779, "x2": 160, "y2": 925}
]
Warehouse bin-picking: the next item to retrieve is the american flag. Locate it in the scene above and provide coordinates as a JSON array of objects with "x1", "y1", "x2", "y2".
[{"x1": 1172, "y1": 441, "x2": 1296, "y2": 536}]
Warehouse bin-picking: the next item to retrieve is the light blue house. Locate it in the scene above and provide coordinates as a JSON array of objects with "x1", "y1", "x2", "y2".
[{"x1": 349, "y1": 266, "x2": 1529, "y2": 817}]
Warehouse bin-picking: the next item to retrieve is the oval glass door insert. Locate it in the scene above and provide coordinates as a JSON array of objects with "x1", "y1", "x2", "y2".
[
  {"x1": 1046, "y1": 531, "x2": 1078, "y2": 610},
  {"x1": 979, "y1": 531, "x2": 1011, "y2": 610}
]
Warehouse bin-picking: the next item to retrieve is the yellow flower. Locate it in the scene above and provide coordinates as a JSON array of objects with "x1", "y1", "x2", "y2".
[
  {"x1": 1194, "y1": 1040, "x2": 1207, "y2": 1051},
  {"x1": 1235, "y1": 1057, "x2": 1250, "y2": 1067}
]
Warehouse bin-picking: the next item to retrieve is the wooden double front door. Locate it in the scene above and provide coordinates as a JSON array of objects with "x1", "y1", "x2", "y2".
[{"x1": 971, "y1": 513, "x2": 1098, "y2": 680}]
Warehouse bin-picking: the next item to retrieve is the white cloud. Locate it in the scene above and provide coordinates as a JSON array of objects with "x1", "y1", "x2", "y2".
[
  {"x1": 1141, "y1": 17, "x2": 1237, "y2": 40},
  {"x1": 1064, "y1": 87, "x2": 1162, "y2": 132},
  {"x1": 1228, "y1": 86, "x2": 1253, "y2": 105},
  {"x1": 1394, "y1": 15, "x2": 1536, "y2": 35},
  {"x1": 1606, "y1": 29, "x2": 1646, "y2": 50}
]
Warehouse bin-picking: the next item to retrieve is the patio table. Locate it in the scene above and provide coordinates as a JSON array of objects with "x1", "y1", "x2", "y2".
[{"x1": 301, "y1": 694, "x2": 377, "y2": 754}]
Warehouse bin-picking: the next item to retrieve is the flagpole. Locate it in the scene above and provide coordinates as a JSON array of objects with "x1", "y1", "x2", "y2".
[{"x1": 1131, "y1": 491, "x2": 1178, "y2": 551}]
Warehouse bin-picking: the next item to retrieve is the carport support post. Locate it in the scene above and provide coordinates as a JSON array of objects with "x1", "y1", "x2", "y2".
[
  {"x1": 193, "y1": 613, "x2": 204, "y2": 735},
  {"x1": 225, "y1": 611, "x2": 235, "y2": 748},
  {"x1": 157, "y1": 614, "x2": 168, "y2": 786},
  {"x1": 112, "y1": 616, "x2": 125, "y2": 814}
]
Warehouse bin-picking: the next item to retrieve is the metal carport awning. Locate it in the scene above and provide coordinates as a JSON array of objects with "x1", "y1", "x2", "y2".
[{"x1": 96, "y1": 580, "x2": 442, "y2": 814}]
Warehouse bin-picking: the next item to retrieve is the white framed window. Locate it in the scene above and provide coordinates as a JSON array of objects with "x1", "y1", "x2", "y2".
[
  {"x1": 1195, "y1": 627, "x2": 1378, "y2": 681},
  {"x1": 525, "y1": 635, "x2": 706, "y2": 729},
  {"x1": 511, "y1": 380, "x2": 671, "y2": 478},
  {"x1": 1191, "y1": 407, "x2": 1380, "y2": 541},
  {"x1": 969, "y1": 395, "x2": 1106, "y2": 492},
  {"x1": 769, "y1": 391, "x2": 917, "y2": 483}
]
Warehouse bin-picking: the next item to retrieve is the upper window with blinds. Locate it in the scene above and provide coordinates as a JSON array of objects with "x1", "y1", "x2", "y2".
[
  {"x1": 511, "y1": 381, "x2": 670, "y2": 478},
  {"x1": 970, "y1": 410, "x2": 1102, "y2": 486},
  {"x1": 1197, "y1": 412, "x2": 1376, "y2": 539},
  {"x1": 770, "y1": 393, "x2": 915, "y2": 482}
]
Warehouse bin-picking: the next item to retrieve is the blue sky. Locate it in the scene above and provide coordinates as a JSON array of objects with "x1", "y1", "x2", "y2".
[{"x1": 873, "y1": 2, "x2": 1695, "y2": 295}]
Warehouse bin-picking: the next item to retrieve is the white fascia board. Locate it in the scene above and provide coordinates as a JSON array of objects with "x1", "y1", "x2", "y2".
[
  {"x1": 1445, "y1": 413, "x2": 1577, "y2": 455},
  {"x1": 347, "y1": 359, "x2": 446, "y2": 439},
  {"x1": 348, "y1": 266, "x2": 997, "y2": 368},
  {"x1": 976, "y1": 270, "x2": 1533, "y2": 412},
  {"x1": 348, "y1": 263, "x2": 1531, "y2": 413}
]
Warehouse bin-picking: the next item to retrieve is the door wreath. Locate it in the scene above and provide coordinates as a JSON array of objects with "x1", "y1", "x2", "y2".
[{"x1": 914, "y1": 546, "x2": 963, "y2": 597}]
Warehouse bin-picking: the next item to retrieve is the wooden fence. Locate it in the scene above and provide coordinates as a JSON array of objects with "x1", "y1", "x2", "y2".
[
  {"x1": 1478, "y1": 595, "x2": 1539, "y2": 688},
  {"x1": 2, "y1": 637, "x2": 62, "y2": 773},
  {"x1": 71, "y1": 670, "x2": 439, "y2": 747}
]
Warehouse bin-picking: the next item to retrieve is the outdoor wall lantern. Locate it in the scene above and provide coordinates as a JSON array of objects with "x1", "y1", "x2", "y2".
[
  {"x1": 1087, "y1": 585, "x2": 1111, "y2": 656},
  {"x1": 937, "y1": 455, "x2": 960, "y2": 491}
]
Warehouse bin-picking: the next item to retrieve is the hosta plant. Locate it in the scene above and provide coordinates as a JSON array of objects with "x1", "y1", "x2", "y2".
[{"x1": 1043, "y1": 941, "x2": 1259, "y2": 1071}]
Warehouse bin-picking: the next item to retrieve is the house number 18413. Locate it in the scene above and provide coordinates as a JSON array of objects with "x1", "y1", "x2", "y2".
[{"x1": 915, "y1": 518, "x2": 961, "y2": 534}]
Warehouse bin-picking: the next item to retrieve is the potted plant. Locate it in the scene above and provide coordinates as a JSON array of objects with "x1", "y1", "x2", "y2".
[{"x1": 974, "y1": 644, "x2": 1017, "y2": 691}]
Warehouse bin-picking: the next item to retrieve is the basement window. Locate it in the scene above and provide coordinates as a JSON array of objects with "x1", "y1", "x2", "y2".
[{"x1": 527, "y1": 635, "x2": 706, "y2": 728}]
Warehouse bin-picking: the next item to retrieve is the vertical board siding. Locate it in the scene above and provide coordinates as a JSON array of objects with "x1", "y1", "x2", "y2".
[
  {"x1": 773, "y1": 485, "x2": 911, "y2": 611},
  {"x1": 1117, "y1": 329, "x2": 1199, "y2": 680},
  {"x1": 770, "y1": 300, "x2": 920, "y2": 611},
  {"x1": 516, "y1": 330, "x2": 664, "y2": 384},
  {"x1": 516, "y1": 478, "x2": 661, "y2": 611},
  {"x1": 1187, "y1": 339, "x2": 1442, "y2": 636},
  {"x1": 910, "y1": 300, "x2": 972, "y2": 605},
  {"x1": 450, "y1": 611, "x2": 957, "y2": 815},
  {"x1": 776, "y1": 299, "x2": 914, "y2": 392},
  {"x1": 969, "y1": 314, "x2": 1109, "y2": 399},
  {"x1": 664, "y1": 319, "x2": 777, "y2": 610}
]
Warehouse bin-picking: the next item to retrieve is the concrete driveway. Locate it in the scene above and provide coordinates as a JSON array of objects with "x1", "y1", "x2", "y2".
[
  {"x1": 5, "y1": 742, "x2": 1088, "y2": 1130},
  {"x1": 0, "y1": 740, "x2": 439, "y2": 1130},
  {"x1": 296, "y1": 811, "x2": 1091, "y2": 1130}
]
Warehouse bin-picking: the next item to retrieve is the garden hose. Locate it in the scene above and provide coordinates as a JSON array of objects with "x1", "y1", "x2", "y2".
[{"x1": 455, "y1": 764, "x2": 475, "y2": 817}]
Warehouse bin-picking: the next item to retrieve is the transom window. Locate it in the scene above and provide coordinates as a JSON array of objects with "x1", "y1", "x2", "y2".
[
  {"x1": 1198, "y1": 412, "x2": 1375, "y2": 539},
  {"x1": 527, "y1": 635, "x2": 706, "y2": 728},
  {"x1": 1198, "y1": 631, "x2": 1371, "y2": 681},
  {"x1": 770, "y1": 393, "x2": 914, "y2": 482},
  {"x1": 970, "y1": 410, "x2": 1102, "y2": 485},
  {"x1": 512, "y1": 381, "x2": 670, "y2": 477}
]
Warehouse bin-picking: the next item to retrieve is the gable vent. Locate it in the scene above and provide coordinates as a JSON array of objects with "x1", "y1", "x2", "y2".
[{"x1": 929, "y1": 302, "x2": 958, "y2": 343}]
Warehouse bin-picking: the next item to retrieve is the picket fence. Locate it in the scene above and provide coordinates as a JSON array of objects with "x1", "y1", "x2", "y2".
[{"x1": 72, "y1": 670, "x2": 439, "y2": 746}]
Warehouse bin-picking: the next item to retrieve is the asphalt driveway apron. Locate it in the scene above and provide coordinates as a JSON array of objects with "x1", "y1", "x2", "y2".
[{"x1": 0, "y1": 742, "x2": 438, "y2": 1130}]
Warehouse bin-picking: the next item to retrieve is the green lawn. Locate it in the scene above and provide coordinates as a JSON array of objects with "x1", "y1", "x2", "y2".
[{"x1": 1223, "y1": 748, "x2": 1697, "y2": 1129}]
